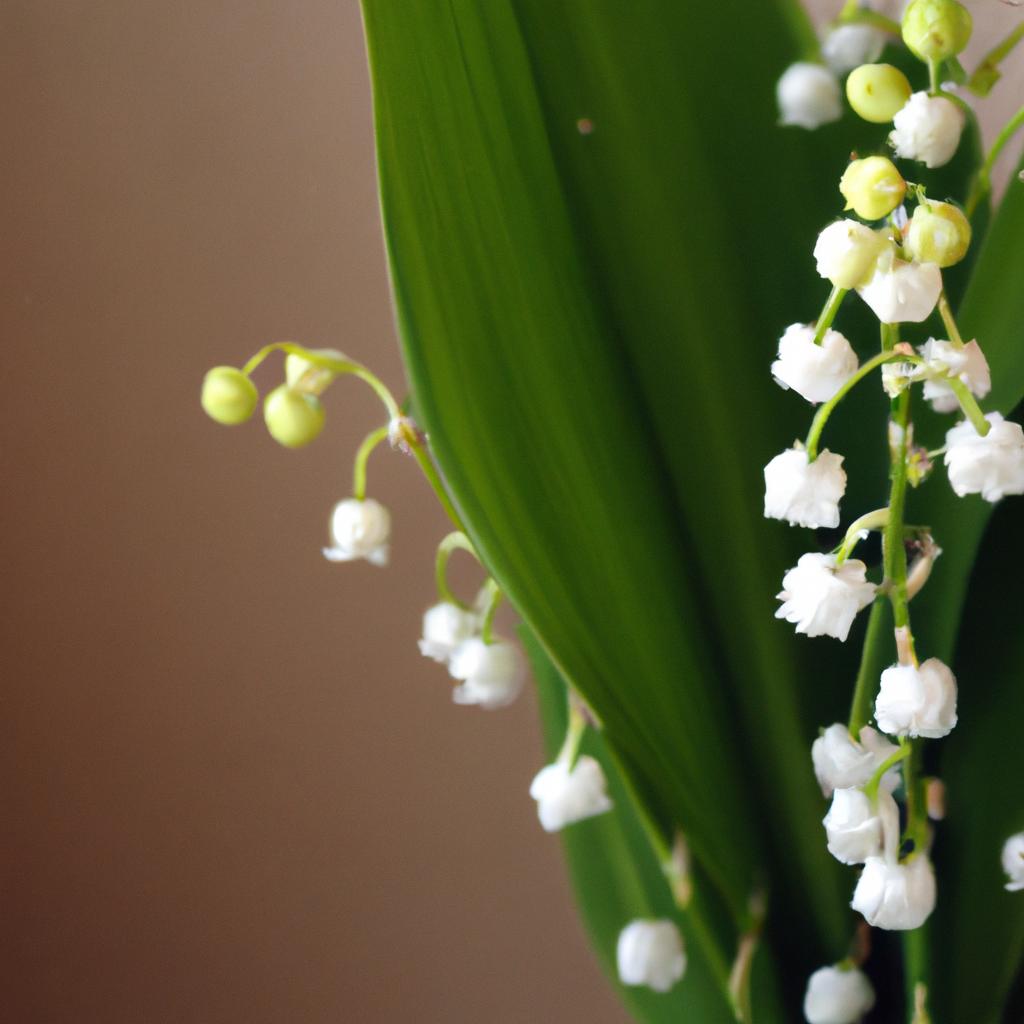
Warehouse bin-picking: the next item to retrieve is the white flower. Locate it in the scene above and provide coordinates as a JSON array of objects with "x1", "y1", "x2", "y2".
[
  {"x1": 814, "y1": 220, "x2": 889, "y2": 290},
  {"x1": 824, "y1": 788, "x2": 893, "y2": 865},
  {"x1": 1002, "y1": 832, "x2": 1024, "y2": 892},
  {"x1": 945, "y1": 413, "x2": 1024, "y2": 502},
  {"x1": 851, "y1": 853, "x2": 937, "y2": 930},
  {"x1": 777, "y1": 63, "x2": 842, "y2": 130},
  {"x1": 857, "y1": 256, "x2": 942, "y2": 324},
  {"x1": 776, "y1": 553, "x2": 876, "y2": 642},
  {"x1": 418, "y1": 602, "x2": 479, "y2": 663},
  {"x1": 822, "y1": 23, "x2": 887, "y2": 74},
  {"x1": 448, "y1": 636, "x2": 524, "y2": 709},
  {"x1": 919, "y1": 339, "x2": 991, "y2": 413},
  {"x1": 875, "y1": 658, "x2": 958, "y2": 739},
  {"x1": 764, "y1": 447, "x2": 846, "y2": 529},
  {"x1": 616, "y1": 920, "x2": 687, "y2": 993},
  {"x1": 322, "y1": 498, "x2": 391, "y2": 566},
  {"x1": 529, "y1": 755, "x2": 614, "y2": 832},
  {"x1": 772, "y1": 324, "x2": 859, "y2": 404},
  {"x1": 812, "y1": 725, "x2": 900, "y2": 798},
  {"x1": 890, "y1": 91, "x2": 965, "y2": 169},
  {"x1": 803, "y1": 964, "x2": 876, "y2": 1024}
]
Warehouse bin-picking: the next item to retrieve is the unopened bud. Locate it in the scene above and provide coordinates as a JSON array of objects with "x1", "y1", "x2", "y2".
[
  {"x1": 902, "y1": 0, "x2": 972, "y2": 63},
  {"x1": 840, "y1": 157, "x2": 907, "y2": 221},
  {"x1": 906, "y1": 200, "x2": 971, "y2": 268},
  {"x1": 263, "y1": 384, "x2": 326, "y2": 448},
  {"x1": 201, "y1": 366, "x2": 258, "y2": 425},
  {"x1": 846, "y1": 64, "x2": 912, "y2": 124},
  {"x1": 285, "y1": 348, "x2": 344, "y2": 396}
]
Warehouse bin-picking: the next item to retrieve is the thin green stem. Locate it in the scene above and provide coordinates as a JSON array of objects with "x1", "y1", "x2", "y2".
[
  {"x1": 434, "y1": 531, "x2": 479, "y2": 609},
  {"x1": 480, "y1": 579, "x2": 504, "y2": 644},
  {"x1": 409, "y1": 442, "x2": 465, "y2": 531},
  {"x1": 837, "y1": 0, "x2": 900, "y2": 33},
  {"x1": 555, "y1": 690, "x2": 588, "y2": 767},
  {"x1": 883, "y1": 388, "x2": 914, "y2": 642},
  {"x1": 947, "y1": 378, "x2": 990, "y2": 436},
  {"x1": 937, "y1": 292, "x2": 965, "y2": 348},
  {"x1": 848, "y1": 599, "x2": 889, "y2": 736},
  {"x1": 927, "y1": 58, "x2": 940, "y2": 96},
  {"x1": 352, "y1": 425, "x2": 389, "y2": 501},
  {"x1": 836, "y1": 508, "x2": 890, "y2": 563},
  {"x1": 805, "y1": 351, "x2": 919, "y2": 460},
  {"x1": 813, "y1": 286, "x2": 848, "y2": 345},
  {"x1": 966, "y1": 104, "x2": 1024, "y2": 217},
  {"x1": 968, "y1": 21, "x2": 1024, "y2": 97},
  {"x1": 864, "y1": 739, "x2": 911, "y2": 803},
  {"x1": 902, "y1": 740, "x2": 928, "y2": 852}
]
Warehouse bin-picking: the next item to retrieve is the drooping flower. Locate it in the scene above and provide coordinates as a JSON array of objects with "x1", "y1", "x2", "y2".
[
  {"x1": 448, "y1": 636, "x2": 524, "y2": 709},
  {"x1": 814, "y1": 220, "x2": 889, "y2": 290},
  {"x1": 777, "y1": 63, "x2": 842, "y2": 130},
  {"x1": 822, "y1": 23, "x2": 887, "y2": 74},
  {"x1": 846, "y1": 62, "x2": 912, "y2": 124},
  {"x1": 616, "y1": 920, "x2": 687, "y2": 993},
  {"x1": 875, "y1": 658, "x2": 958, "y2": 739},
  {"x1": 944, "y1": 413, "x2": 1024, "y2": 502},
  {"x1": 776, "y1": 553, "x2": 876, "y2": 642},
  {"x1": 201, "y1": 366, "x2": 258, "y2": 425},
  {"x1": 1002, "y1": 832, "x2": 1024, "y2": 892},
  {"x1": 803, "y1": 963, "x2": 876, "y2": 1024},
  {"x1": 919, "y1": 338, "x2": 991, "y2": 414},
  {"x1": 856, "y1": 253, "x2": 942, "y2": 324},
  {"x1": 418, "y1": 602, "x2": 480, "y2": 663},
  {"x1": 529, "y1": 755, "x2": 614, "y2": 832},
  {"x1": 851, "y1": 853, "x2": 937, "y2": 930},
  {"x1": 323, "y1": 498, "x2": 391, "y2": 566},
  {"x1": 771, "y1": 324, "x2": 859, "y2": 404},
  {"x1": 824, "y1": 788, "x2": 892, "y2": 865},
  {"x1": 812, "y1": 724, "x2": 899, "y2": 798},
  {"x1": 889, "y1": 91, "x2": 965, "y2": 169},
  {"x1": 839, "y1": 156, "x2": 906, "y2": 221},
  {"x1": 764, "y1": 447, "x2": 846, "y2": 529}
]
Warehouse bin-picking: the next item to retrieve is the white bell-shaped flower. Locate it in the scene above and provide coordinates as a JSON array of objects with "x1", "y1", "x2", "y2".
[
  {"x1": 323, "y1": 498, "x2": 391, "y2": 566},
  {"x1": 824, "y1": 788, "x2": 894, "y2": 865},
  {"x1": 616, "y1": 919, "x2": 687, "y2": 993},
  {"x1": 777, "y1": 63, "x2": 842, "y2": 130},
  {"x1": 812, "y1": 724, "x2": 900, "y2": 797},
  {"x1": 875, "y1": 658, "x2": 958, "y2": 739},
  {"x1": 530, "y1": 755, "x2": 614, "y2": 832},
  {"x1": 418, "y1": 602, "x2": 479, "y2": 663},
  {"x1": 822, "y1": 23, "x2": 887, "y2": 74},
  {"x1": 803, "y1": 963, "x2": 876, "y2": 1024},
  {"x1": 776, "y1": 553, "x2": 876, "y2": 642},
  {"x1": 772, "y1": 324, "x2": 859, "y2": 404},
  {"x1": 919, "y1": 339, "x2": 991, "y2": 413},
  {"x1": 1002, "y1": 832, "x2": 1024, "y2": 892},
  {"x1": 857, "y1": 254, "x2": 942, "y2": 324},
  {"x1": 814, "y1": 220, "x2": 889, "y2": 290},
  {"x1": 945, "y1": 413, "x2": 1024, "y2": 502},
  {"x1": 852, "y1": 852, "x2": 937, "y2": 930},
  {"x1": 889, "y1": 91, "x2": 965, "y2": 169},
  {"x1": 448, "y1": 636, "x2": 524, "y2": 709},
  {"x1": 764, "y1": 447, "x2": 846, "y2": 529}
]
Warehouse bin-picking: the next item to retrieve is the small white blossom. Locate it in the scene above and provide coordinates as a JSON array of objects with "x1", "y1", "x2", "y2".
[
  {"x1": 764, "y1": 447, "x2": 846, "y2": 529},
  {"x1": 616, "y1": 920, "x2": 687, "y2": 993},
  {"x1": 1002, "y1": 832, "x2": 1024, "y2": 892},
  {"x1": 777, "y1": 63, "x2": 842, "y2": 130},
  {"x1": 881, "y1": 359, "x2": 919, "y2": 398},
  {"x1": 824, "y1": 788, "x2": 892, "y2": 865},
  {"x1": 776, "y1": 553, "x2": 876, "y2": 642},
  {"x1": 419, "y1": 602, "x2": 479, "y2": 663},
  {"x1": 875, "y1": 658, "x2": 958, "y2": 739},
  {"x1": 890, "y1": 91, "x2": 965, "y2": 169},
  {"x1": 323, "y1": 498, "x2": 391, "y2": 566},
  {"x1": 851, "y1": 853, "x2": 937, "y2": 930},
  {"x1": 945, "y1": 413, "x2": 1024, "y2": 502},
  {"x1": 530, "y1": 755, "x2": 614, "y2": 832},
  {"x1": 803, "y1": 964, "x2": 876, "y2": 1024},
  {"x1": 772, "y1": 324, "x2": 859, "y2": 404},
  {"x1": 919, "y1": 339, "x2": 991, "y2": 413},
  {"x1": 448, "y1": 636, "x2": 524, "y2": 709},
  {"x1": 814, "y1": 220, "x2": 888, "y2": 290},
  {"x1": 857, "y1": 256, "x2": 942, "y2": 324},
  {"x1": 812, "y1": 725, "x2": 899, "y2": 797},
  {"x1": 822, "y1": 23, "x2": 887, "y2": 74}
]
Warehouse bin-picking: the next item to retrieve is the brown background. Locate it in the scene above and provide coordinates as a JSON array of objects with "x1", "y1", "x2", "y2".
[{"x1": 3, "y1": 3, "x2": 1020, "y2": 1022}]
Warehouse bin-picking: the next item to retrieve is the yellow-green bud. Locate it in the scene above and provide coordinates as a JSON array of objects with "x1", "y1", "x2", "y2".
[
  {"x1": 906, "y1": 200, "x2": 971, "y2": 267},
  {"x1": 201, "y1": 366, "x2": 258, "y2": 426},
  {"x1": 285, "y1": 347, "x2": 345, "y2": 396},
  {"x1": 839, "y1": 157, "x2": 907, "y2": 221},
  {"x1": 845, "y1": 64, "x2": 912, "y2": 124},
  {"x1": 902, "y1": 0, "x2": 972, "y2": 63},
  {"x1": 263, "y1": 384, "x2": 326, "y2": 448}
]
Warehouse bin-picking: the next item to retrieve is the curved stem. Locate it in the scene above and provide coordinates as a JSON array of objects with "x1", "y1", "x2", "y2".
[
  {"x1": 864, "y1": 739, "x2": 911, "y2": 803},
  {"x1": 848, "y1": 599, "x2": 889, "y2": 736},
  {"x1": 813, "y1": 286, "x2": 848, "y2": 345},
  {"x1": 836, "y1": 508, "x2": 890, "y2": 563},
  {"x1": 352, "y1": 425, "x2": 390, "y2": 500},
  {"x1": 947, "y1": 378, "x2": 990, "y2": 436},
  {"x1": 937, "y1": 292, "x2": 965, "y2": 348},
  {"x1": 555, "y1": 691, "x2": 587, "y2": 767},
  {"x1": 968, "y1": 22, "x2": 1024, "y2": 97},
  {"x1": 434, "y1": 531, "x2": 480, "y2": 609},
  {"x1": 966, "y1": 104, "x2": 1024, "y2": 218},
  {"x1": 480, "y1": 579, "x2": 504, "y2": 644}
]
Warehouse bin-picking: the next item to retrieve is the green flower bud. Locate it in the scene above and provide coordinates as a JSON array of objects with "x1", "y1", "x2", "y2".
[
  {"x1": 845, "y1": 64, "x2": 912, "y2": 124},
  {"x1": 263, "y1": 384, "x2": 326, "y2": 448},
  {"x1": 839, "y1": 156, "x2": 907, "y2": 221},
  {"x1": 902, "y1": 0, "x2": 972, "y2": 63},
  {"x1": 906, "y1": 200, "x2": 971, "y2": 267},
  {"x1": 201, "y1": 366, "x2": 258, "y2": 426},
  {"x1": 285, "y1": 347, "x2": 345, "y2": 396}
]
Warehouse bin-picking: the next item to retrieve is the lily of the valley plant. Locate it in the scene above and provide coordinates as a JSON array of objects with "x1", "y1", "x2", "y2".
[{"x1": 201, "y1": 1, "x2": 1024, "y2": 1020}]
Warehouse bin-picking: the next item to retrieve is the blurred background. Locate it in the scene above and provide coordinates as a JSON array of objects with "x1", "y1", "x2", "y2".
[{"x1": 2, "y1": 2, "x2": 1020, "y2": 1021}]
